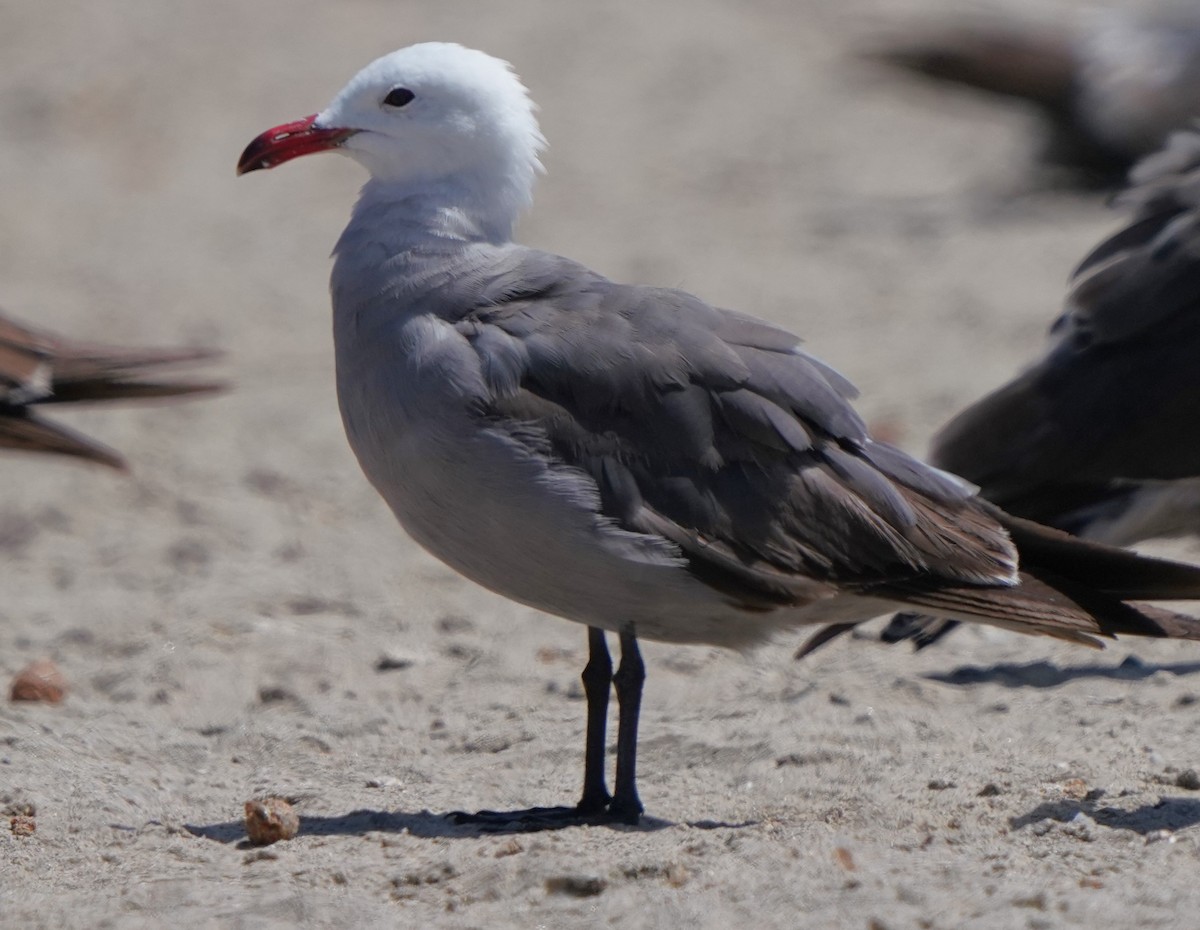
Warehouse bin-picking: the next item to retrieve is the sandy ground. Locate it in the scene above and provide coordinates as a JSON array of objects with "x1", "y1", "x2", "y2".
[{"x1": 5, "y1": 0, "x2": 1200, "y2": 926}]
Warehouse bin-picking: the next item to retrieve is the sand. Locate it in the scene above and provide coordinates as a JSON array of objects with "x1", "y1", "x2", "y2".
[{"x1": 5, "y1": 1, "x2": 1200, "y2": 927}]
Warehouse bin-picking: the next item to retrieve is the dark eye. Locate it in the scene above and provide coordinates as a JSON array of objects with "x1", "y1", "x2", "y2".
[{"x1": 383, "y1": 87, "x2": 415, "y2": 108}]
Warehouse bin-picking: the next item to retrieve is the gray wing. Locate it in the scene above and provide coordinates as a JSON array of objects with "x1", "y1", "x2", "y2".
[
  {"x1": 930, "y1": 130, "x2": 1200, "y2": 533},
  {"x1": 453, "y1": 248, "x2": 1017, "y2": 609},
  {"x1": 441, "y1": 247, "x2": 1200, "y2": 652}
]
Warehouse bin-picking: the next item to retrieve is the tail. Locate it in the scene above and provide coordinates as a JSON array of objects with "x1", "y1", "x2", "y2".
[
  {"x1": 864, "y1": 20, "x2": 1135, "y2": 185},
  {"x1": 0, "y1": 311, "x2": 224, "y2": 469},
  {"x1": 796, "y1": 506, "x2": 1200, "y2": 658},
  {"x1": 865, "y1": 22, "x2": 1078, "y2": 114},
  {"x1": 987, "y1": 506, "x2": 1200, "y2": 600}
]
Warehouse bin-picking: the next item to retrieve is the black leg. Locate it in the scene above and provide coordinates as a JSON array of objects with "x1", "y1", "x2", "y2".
[
  {"x1": 609, "y1": 631, "x2": 645, "y2": 824},
  {"x1": 449, "y1": 626, "x2": 632, "y2": 831},
  {"x1": 577, "y1": 626, "x2": 614, "y2": 814}
]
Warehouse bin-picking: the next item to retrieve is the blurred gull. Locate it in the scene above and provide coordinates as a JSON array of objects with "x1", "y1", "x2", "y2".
[
  {"x1": 880, "y1": 130, "x2": 1200, "y2": 649},
  {"x1": 0, "y1": 310, "x2": 221, "y2": 469},
  {"x1": 869, "y1": 8, "x2": 1200, "y2": 187},
  {"x1": 239, "y1": 43, "x2": 1200, "y2": 828}
]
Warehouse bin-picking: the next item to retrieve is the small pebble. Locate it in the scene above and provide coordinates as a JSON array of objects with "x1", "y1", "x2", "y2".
[
  {"x1": 664, "y1": 864, "x2": 689, "y2": 887},
  {"x1": 257, "y1": 686, "x2": 298, "y2": 705},
  {"x1": 1061, "y1": 778, "x2": 1089, "y2": 800},
  {"x1": 10, "y1": 659, "x2": 67, "y2": 703},
  {"x1": 9, "y1": 815, "x2": 35, "y2": 837},
  {"x1": 244, "y1": 797, "x2": 300, "y2": 846},
  {"x1": 535, "y1": 646, "x2": 574, "y2": 664},
  {"x1": 544, "y1": 875, "x2": 607, "y2": 897},
  {"x1": 1175, "y1": 769, "x2": 1200, "y2": 790},
  {"x1": 375, "y1": 653, "x2": 414, "y2": 672},
  {"x1": 494, "y1": 838, "x2": 523, "y2": 858}
]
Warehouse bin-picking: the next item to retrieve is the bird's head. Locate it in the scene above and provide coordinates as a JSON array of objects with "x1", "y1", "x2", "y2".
[{"x1": 238, "y1": 43, "x2": 546, "y2": 231}]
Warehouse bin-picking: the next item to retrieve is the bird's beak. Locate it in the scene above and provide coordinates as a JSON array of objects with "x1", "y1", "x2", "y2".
[{"x1": 236, "y1": 115, "x2": 357, "y2": 175}]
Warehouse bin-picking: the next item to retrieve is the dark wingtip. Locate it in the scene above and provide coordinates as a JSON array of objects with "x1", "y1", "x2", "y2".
[
  {"x1": 793, "y1": 623, "x2": 858, "y2": 660},
  {"x1": 880, "y1": 613, "x2": 960, "y2": 650},
  {"x1": 0, "y1": 411, "x2": 128, "y2": 470}
]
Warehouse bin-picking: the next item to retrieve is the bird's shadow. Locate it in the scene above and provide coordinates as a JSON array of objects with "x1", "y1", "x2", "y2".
[
  {"x1": 184, "y1": 808, "x2": 754, "y2": 845},
  {"x1": 924, "y1": 656, "x2": 1200, "y2": 689},
  {"x1": 1011, "y1": 795, "x2": 1200, "y2": 835}
]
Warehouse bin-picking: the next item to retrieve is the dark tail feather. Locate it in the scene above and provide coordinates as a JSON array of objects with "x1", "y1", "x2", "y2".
[
  {"x1": 890, "y1": 603, "x2": 1200, "y2": 648},
  {"x1": 1011, "y1": 569, "x2": 1200, "y2": 642},
  {"x1": 873, "y1": 568, "x2": 1200, "y2": 649},
  {"x1": 865, "y1": 23, "x2": 1078, "y2": 113},
  {"x1": 39, "y1": 350, "x2": 223, "y2": 404},
  {"x1": 799, "y1": 523, "x2": 1200, "y2": 659},
  {"x1": 0, "y1": 410, "x2": 125, "y2": 469},
  {"x1": 989, "y1": 506, "x2": 1200, "y2": 601},
  {"x1": 793, "y1": 622, "x2": 857, "y2": 660},
  {"x1": 880, "y1": 613, "x2": 959, "y2": 650},
  {"x1": 1124, "y1": 602, "x2": 1200, "y2": 641},
  {"x1": 38, "y1": 355, "x2": 223, "y2": 405},
  {"x1": 0, "y1": 310, "x2": 225, "y2": 468}
]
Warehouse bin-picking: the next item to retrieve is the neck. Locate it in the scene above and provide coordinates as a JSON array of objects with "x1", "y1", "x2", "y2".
[
  {"x1": 330, "y1": 174, "x2": 528, "y2": 318},
  {"x1": 337, "y1": 165, "x2": 531, "y2": 252}
]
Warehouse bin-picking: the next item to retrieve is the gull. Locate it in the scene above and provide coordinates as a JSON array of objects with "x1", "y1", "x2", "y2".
[
  {"x1": 239, "y1": 43, "x2": 1200, "y2": 828},
  {"x1": 869, "y1": 8, "x2": 1200, "y2": 187},
  {"x1": 0, "y1": 310, "x2": 221, "y2": 469},
  {"x1": 879, "y1": 130, "x2": 1200, "y2": 650}
]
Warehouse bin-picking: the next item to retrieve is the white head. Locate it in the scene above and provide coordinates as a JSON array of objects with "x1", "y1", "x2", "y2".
[{"x1": 238, "y1": 43, "x2": 546, "y2": 240}]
